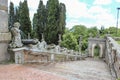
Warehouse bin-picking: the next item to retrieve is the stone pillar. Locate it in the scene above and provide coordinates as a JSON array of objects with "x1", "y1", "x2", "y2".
[
  {"x1": 0, "y1": 0, "x2": 11, "y2": 62},
  {"x1": 50, "y1": 53, "x2": 55, "y2": 62}
]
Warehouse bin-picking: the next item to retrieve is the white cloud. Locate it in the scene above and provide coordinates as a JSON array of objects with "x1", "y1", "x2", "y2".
[
  {"x1": 93, "y1": 0, "x2": 112, "y2": 5},
  {"x1": 60, "y1": 0, "x2": 88, "y2": 18},
  {"x1": 87, "y1": 6, "x2": 115, "y2": 28},
  {"x1": 95, "y1": 13, "x2": 115, "y2": 28},
  {"x1": 88, "y1": 6, "x2": 109, "y2": 14},
  {"x1": 116, "y1": 0, "x2": 120, "y2": 2},
  {"x1": 66, "y1": 19, "x2": 80, "y2": 29}
]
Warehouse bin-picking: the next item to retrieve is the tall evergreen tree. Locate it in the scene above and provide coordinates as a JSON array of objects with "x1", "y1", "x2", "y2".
[
  {"x1": 9, "y1": 2, "x2": 15, "y2": 28},
  {"x1": 36, "y1": 0, "x2": 46, "y2": 41},
  {"x1": 19, "y1": 0, "x2": 32, "y2": 38},
  {"x1": 14, "y1": 7, "x2": 19, "y2": 22},
  {"x1": 58, "y1": 3, "x2": 66, "y2": 35},
  {"x1": 32, "y1": 13, "x2": 38, "y2": 38},
  {"x1": 45, "y1": 0, "x2": 60, "y2": 44}
]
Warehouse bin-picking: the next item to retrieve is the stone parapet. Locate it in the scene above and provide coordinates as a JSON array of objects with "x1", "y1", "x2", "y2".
[{"x1": 105, "y1": 37, "x2": 120, "y2": 79}]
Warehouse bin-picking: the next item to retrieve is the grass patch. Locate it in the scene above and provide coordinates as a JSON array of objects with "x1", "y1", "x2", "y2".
[{"x1": 117, "y1": 41, "x2": 120, "y2": 44}]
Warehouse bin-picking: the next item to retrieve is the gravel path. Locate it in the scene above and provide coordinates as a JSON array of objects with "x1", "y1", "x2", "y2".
[{"x1": 0, "y1": 58, "x2": 113, "y2": 80}]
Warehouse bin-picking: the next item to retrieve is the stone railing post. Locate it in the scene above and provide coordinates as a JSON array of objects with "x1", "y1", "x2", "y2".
[{"x1": 50, "y1": 53, "x2": 55, "y2": 62}]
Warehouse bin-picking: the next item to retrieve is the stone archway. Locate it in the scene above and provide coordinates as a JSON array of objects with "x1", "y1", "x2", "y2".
[
  {"x1": 88, "y1": 38, "x2": 106, "y2": 58},
  {"x1": 94, "y1": 44, "x2": 100, "y2": 57}
]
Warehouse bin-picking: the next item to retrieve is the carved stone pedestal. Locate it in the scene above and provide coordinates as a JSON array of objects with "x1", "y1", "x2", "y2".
[{"x1": 12, "y1": 47, "x2": 25, "y2": 64}]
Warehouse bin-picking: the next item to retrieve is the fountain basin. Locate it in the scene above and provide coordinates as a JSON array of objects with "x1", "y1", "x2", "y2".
[{"x1": 22, "y1": 39, "x2": 38, "y2": 45}]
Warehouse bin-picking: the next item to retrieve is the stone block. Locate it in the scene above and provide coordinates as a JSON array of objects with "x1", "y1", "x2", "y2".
[
  {"x1": 0, "y1": 10, "x2": 8, "y2": 32},
  {"x1": 0, "y1": 0, "x2": 7, "y2": 7},
  {"x1": 0, "y1": 33, "x2": 11, "y2": 42},
  {"x1": 0, "y1": 43, "x2": 10, "y2": 61}
]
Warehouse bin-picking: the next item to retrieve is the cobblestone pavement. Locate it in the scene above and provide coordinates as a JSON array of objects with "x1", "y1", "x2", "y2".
[
  {"x1": 0, "y1": 58, "x2": 112, "y2": 80},
  {"x1": 0, "y1": 64, "x2": 67, "y2": 80}
]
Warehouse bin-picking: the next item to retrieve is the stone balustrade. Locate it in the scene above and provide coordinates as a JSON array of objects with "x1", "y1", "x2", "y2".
[
  {"x1": 10, "y1": 43, "x2": 83, "y2": 64},
  {"x1": 105, "y1": 37, "x2": 120, "y2": 79}
]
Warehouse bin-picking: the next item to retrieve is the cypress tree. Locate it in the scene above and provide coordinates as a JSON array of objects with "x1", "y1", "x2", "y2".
[
  {"x1": 36, "y1": 0, "x2": 46, "y2": 41},
  {"x1": 32, "y1": 13, "x2": 38, "y2": 38},
  {"x1": 58, "y1": 3, "x2": 66, "y2": 35},
  {"x1": 19, "y1": 0, "x2": 32, "y2": 38},
  {"x1": 14, "y1": 7, "x2": 19, "y2": 22},
  {"x1": 45, "y1": 0, "x2": 60, "y2": 44},
  {"x1": 9, "y1": 2, "x2": 15, "y2": 28}
]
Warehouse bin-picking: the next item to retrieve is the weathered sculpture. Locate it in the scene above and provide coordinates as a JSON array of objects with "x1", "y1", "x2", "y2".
[{"x1": 10, "y1": 22, "x2": 23, "y2": 48}]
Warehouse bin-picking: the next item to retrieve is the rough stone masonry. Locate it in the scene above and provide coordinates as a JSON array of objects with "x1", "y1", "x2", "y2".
[{"x1": 0, "y1": 0, "x2": 11, "y2": 62}]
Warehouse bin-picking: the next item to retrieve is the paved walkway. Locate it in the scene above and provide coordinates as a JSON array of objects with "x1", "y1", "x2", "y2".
[
  {"x1": 0, "y1": 58, "x2": 112, "y2": 80},
  {"x1": 0, "y1": 64, "x2": 67, "y2": 80}
]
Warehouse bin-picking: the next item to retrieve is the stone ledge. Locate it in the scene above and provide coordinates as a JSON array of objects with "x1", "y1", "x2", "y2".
[{"x1": 0, "y1": 32, "x2": 11, "y2": 42}]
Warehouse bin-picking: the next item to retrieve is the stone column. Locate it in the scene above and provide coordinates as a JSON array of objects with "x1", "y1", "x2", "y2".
[{"x1": 0, "y1": 0, "x2": 11, "y2": 62}]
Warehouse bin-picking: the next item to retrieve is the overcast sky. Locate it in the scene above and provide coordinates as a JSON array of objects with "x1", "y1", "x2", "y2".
[{"x1": 8, "y1": 0, "x2": 120, "y2": 29}]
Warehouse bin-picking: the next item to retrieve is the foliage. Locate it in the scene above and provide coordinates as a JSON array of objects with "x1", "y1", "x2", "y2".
[
  {"x1": 94, "y1": 45, "x2": 100, "y2": 56},
  {"x1": 9, "y1": 2, "x2": 15, "y2": 28},
  {"x1": 32, "y1": 0, "x2": 66, "y2": 44},
  {"x1": 58, "y1": 3, "x2": 66, "y2": 34},
  {"x1": 35, "y1": 0, "x2": 46, "y2": 40},
  {"x1": 117, "y1": 41, "x2": 120, "y2": 44},
  {"x1": 61, "y1": 31, "x2": 78, "y2": 51},
  {"x1": 14, "y1": 7, "x2": 19, "y2": 22},
  {"x1": 88, "y1": 27, "x2": 98, "y2": 37},
  {"x1": 19, "y1": 0, "x2": 32, "y2": 38},
  {"x1": 70, "y1": 25, "x2": 88, "y2": 50},
  {"x1": 45, "y1": 0, "x2": 60, "y2": 44},
  {"x1": 61, "y1": 25, "x2": 120, "y2": 51},
  {"x1": 32, "y1": 13, "x2": 38, "y2": 38}
]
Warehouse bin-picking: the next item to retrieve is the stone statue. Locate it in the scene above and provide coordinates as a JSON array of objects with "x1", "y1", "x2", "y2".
[
  {"x1": 37, "y1": 40, "x2": 47, "y2": 51},
  {"x1": 9, "y1": 22, "x2": 23, "y2": 48},
  {"x1": 55, "y1": 45, "x2": 60, "y2": 53}
]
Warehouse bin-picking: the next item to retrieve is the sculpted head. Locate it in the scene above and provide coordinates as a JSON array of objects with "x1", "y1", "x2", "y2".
[{"x1": 13, "y1": 22, "x2": 20, "y2": 28}]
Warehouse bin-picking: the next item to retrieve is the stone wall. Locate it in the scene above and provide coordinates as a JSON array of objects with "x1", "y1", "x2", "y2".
[
  {"x1": 0, "y1": 0, "x2": 11, "y2": 62},
  {"x1": 105, "y1": 37, "x2": 120, "y2": 79}
]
